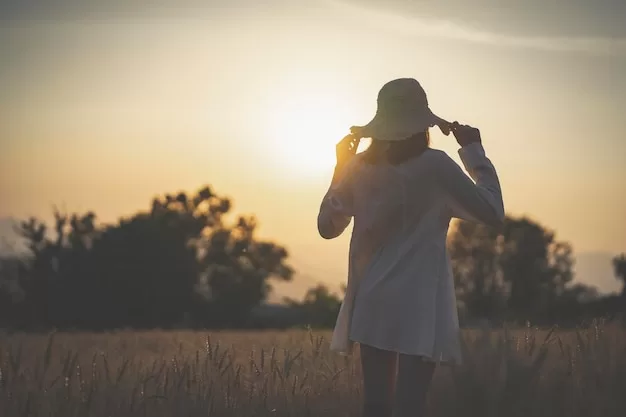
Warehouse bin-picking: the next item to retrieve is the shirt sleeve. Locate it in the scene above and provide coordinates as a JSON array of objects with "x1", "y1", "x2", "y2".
[
  {"x1": 438, "y1": 142, "x2": 505, "y2": 226},
  {"x1": 317, "y1": 160, "x2": 357, "y2": 239}
]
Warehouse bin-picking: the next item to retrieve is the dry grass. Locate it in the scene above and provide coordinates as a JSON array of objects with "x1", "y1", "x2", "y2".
[{"x1": 1, "y1": 322, "x2": 625, "y2": 416}]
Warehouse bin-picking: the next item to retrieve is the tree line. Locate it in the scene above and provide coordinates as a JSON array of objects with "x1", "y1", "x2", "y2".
[
  {"x1": 0, "y1": 186, "x2": 292, "y2": 330},
  {"x1": 449, "y1": 218, "x2": 625, "y2": 326},
  {"x1": 0, "y1": 184, "x2": 624, "y2": 330}
]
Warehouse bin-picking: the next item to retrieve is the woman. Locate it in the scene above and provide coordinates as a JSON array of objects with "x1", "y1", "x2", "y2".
[{"x1": 317, "y1": 78, "x2": 504, "y2": 417}]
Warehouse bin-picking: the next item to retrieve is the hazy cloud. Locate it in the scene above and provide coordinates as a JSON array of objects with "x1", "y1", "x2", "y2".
[
  {"x1": 327, "y1": 0, "x2": 626, "y2": 56},
  {"x1": 0, "y1": 0, "x2": 232, "y2": 20}
]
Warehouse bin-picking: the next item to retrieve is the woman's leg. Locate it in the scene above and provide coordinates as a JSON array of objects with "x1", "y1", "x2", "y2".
[
  {"x1": 359, "y1": 344, "x2": 398, "y2": 417},
  {"x1": 394, "y1": 354, "x2": 436, "y2": 417}
]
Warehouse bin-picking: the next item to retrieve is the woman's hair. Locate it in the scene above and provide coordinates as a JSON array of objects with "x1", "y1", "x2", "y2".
[{"x1": 361, "y1": 130, "x2": 430, "y2": 165}]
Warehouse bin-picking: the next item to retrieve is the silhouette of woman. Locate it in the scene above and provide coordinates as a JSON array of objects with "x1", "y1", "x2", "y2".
[{"x1": 317, "y1": 78, "x2": 504, "y2": 417}]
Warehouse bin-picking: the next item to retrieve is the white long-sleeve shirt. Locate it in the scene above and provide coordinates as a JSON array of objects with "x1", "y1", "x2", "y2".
[{"x1": 317, "y1": 142, "x2": 504, "y2": 364}]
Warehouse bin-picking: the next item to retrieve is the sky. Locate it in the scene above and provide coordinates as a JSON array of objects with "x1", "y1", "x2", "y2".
[{"x1": 1, "y1": 0, "x2": 625, "y2": 297}]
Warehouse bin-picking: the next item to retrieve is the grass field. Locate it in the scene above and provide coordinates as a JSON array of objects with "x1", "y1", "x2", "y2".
[{"x1": 1, "y1": 322, "x2": 625, "y2": 416}]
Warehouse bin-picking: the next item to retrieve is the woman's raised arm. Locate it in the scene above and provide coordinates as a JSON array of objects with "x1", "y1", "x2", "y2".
[
  {"x1": 437, "y1": 124, "x2": 505, "y2": 227},
  {"x1": 317, "y1": 134, "x2": 360, "y2": 239}
]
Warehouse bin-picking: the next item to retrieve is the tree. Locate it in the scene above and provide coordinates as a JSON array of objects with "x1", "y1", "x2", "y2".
[
  {"x1": 0, "y1": 257, "x2": 21, "y2": 326},
  {"x1": 448, "y1": 216, "x2": 590, "y2": 324},
  {"x1": 15, "y1": 211, "x2": 98, "y2": 327},
  {"x1": 285, "y1": 284, "x2": 343, "y2": 328},
  {"x1": 448, "y1": 220, "x2": 506, "y2": 321},
  {"x1": 613, "y1": 254, "x2": 626, "y2": 297},
  {"x1": 499, "y1": 218, "x2": 577, "y2": 322},
  {"x1": 12, "y1": 185, "x2": 294, "y2": 329},
  {"x1": 196, "y1": 214, "x2": 294, "y2": 327}
]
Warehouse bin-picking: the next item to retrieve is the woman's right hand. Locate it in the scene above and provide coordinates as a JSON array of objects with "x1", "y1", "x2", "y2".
[
  {"x1": 335, "y1": 133, "x2": 360, "y2": 168},
  {"x1": 450, "y1": 122, "x2": 482, "y2": 147}
]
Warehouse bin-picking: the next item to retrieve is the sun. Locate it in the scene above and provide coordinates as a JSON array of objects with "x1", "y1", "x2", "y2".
[{"x1": 267, "y1": 92, "x2": 356, "y2": 177}]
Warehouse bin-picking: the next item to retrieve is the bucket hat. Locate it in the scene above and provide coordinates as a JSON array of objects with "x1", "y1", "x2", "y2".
[{"x1": 351, "y1": 78, "x2": 451, "y2": 140}]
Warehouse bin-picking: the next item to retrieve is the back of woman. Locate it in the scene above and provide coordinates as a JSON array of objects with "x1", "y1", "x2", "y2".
[{"x1": 317, "y1": 78, "x2": 504, "y2": 417}]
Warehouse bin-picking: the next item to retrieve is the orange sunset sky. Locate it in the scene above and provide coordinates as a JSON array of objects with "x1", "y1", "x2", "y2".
[{"x1": 1, "y1": 0, "x2": 625, "y2": 298}]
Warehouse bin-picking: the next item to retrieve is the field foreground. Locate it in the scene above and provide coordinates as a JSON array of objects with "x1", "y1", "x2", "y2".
[{"x1": 1, "y1": 323, "x2": 626, "y2": 417}]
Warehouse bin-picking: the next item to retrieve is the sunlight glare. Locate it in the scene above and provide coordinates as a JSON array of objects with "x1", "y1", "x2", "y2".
[{"x1": 268, "y1": 92, "x2": 355, "y2": 178}]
